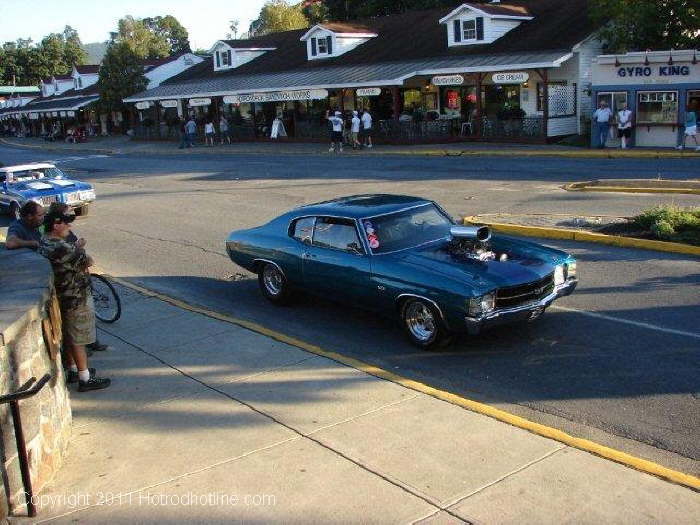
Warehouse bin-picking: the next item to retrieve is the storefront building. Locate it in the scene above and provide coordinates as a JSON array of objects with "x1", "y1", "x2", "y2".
[
  {"x1": 125, "y1": 1, "x2": 601, "y2": 144},
  {"x1": 591, "y1": 49, "x2": 700, "y2": 148}
]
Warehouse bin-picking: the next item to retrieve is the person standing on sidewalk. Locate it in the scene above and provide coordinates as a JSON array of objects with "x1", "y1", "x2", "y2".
[
  {"x1": 39, "y1": 209, "x2": 110, "y2": 392},
  {"x1": 592, "y1": 100, "x2": 613, "y2": 148},
  {"x1": 617, "y1": 103, "x2": 633, "y2": 149},
  {"x1": 219, "y1": 116, "x2": 231, "y2": 145},
  {"x1": 361, "y1": 108, "x2": 373, "y2": 148},
  {"x1": 351, "y1": 111, "x2": 361, "y2": 149},
  {"x1": 184, "y1": 116, "x2": 197, "y2": 147},
  {"x1": 677, "y1": 103, "x2": 699, "y2": 150},
  {"x1": 204, "y1": 119, "x2": 215, "y2": 146},
  {"x1": 327, "y1": 110, "x2": 344, "y2": 153}
]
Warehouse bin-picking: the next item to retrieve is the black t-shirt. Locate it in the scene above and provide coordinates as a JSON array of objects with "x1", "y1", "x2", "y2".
[{"x1": 7, "y1": 219, "x2": 41, "y2": 249}]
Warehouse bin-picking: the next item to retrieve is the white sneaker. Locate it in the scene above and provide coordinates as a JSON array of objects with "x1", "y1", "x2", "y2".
[
  {"x1": 339, "y1": 147, "x2": 344, "y2": 153},
  {"x1": 676, "y1": 145, "x2": 684, "y2": 150},
  {"x1": 367, "y1": 144, "x2": 372, "y2": 148}
]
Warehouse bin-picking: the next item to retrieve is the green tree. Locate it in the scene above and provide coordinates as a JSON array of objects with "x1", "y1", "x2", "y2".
[
  {"x1": 302, "y1": 1, "x2": 330, "y2": 24},
  {"x1": 114, "y1": 16, "x2": 170, "y2": 59},
  {"x1": 322, "y1": 0, "x2": 455, "y2": 20},
  {"x1": 250, "y1": 0, "x2": 309, "y2": 36},
  {"x1": 142, "y1": 15, "x2": 191, "y2": 54},
  {"x1": 591, "y1": 0, "x2": 700, "y2": 53},
  {"x1": 96, "y1": 42, "x2": 148, "y2": 115},
  {"x1": 62, "y1": 25, "x2": 88, "y2": 68}
]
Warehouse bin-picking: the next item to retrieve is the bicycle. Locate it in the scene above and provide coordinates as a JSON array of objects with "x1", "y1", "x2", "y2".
[{"x1": 90, "y1": 273, "x2": 121, "y2": 323}]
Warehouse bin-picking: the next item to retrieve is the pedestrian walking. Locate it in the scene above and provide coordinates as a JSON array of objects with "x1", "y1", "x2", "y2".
[
  {"x1": 617, "y1": 103, "x2": 633, "y2": 149},
  {"x1": 327, "y1": 110, "x2": 344, "y2": 153},
  {"x1": 677, "y1": 103, "x2": 699, "y2": 150},
  {"x1": 184, "y1": 117, "x2": 197, "y2": 147},
  {"x1": 592, "y1": 100, "x2": 613, "y2": 148},
  {"x1": 361, "y1": 108, "x2": 373, "y2": 148},
  {"x1": 219, "y1": 116, "x2": 231, "y2": 145},
  {"x1": 351, "y1": 111, "x2": 361, "y2": 149},
  {"x1": 204, "y1": 119, "x2": 215, "y2": 146}
]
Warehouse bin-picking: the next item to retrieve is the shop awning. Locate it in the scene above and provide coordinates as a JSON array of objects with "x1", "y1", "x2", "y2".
[
  {"x1": 124, "y1": 50, "x2": 572, "y2": 102},
  {"x1": 24, "y1": 95, "x2": 100, "y2": 113}
]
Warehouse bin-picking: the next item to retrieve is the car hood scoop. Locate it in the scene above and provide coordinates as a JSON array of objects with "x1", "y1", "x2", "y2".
[{"x1": 396, "y1": 244, "x2": 554, "y2": 289}]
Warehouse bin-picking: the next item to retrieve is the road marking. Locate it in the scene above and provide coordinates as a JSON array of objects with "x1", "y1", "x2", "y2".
[
  {"x1": 104, "y1": 274, "x2": 700, "y2": 492},
  {"x1": 552, "y1": 305, "x2": 700, "y2": 340}
]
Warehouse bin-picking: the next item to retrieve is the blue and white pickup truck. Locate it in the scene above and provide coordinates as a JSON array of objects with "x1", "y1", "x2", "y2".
[{"x1": 0, "y1": 163, "x2": 96, "y2": 219}]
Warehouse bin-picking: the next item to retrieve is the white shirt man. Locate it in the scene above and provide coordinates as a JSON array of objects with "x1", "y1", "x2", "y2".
[
  {"x1": 350, "y1": 111, "x2": 361, "y2": 149},
  {"x1": 327, "y1": 111, "x2": 344, "y2": 152},
  {"x1": 361, "y1": 110, "x2": 373, "y2": 147},
  {"x1": 617, "y1": 104, "x2": 633, "y2": 148},
  {"x1": 592, "y1": 102, "x2": 613, "y2": 148}
]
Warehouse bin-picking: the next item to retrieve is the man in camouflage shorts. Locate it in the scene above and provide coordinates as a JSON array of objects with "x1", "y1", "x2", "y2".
[{"x1": 39, "y1": 208, "x2": 110, "y2": 392}]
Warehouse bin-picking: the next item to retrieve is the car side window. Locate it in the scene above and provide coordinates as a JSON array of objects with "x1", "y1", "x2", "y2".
[
  {"x1": 291, "y1": 217, "x2": 315, "y2": 244},
  {"x1": 313, "y1": 217, "x2": 363, "y2": 254}
]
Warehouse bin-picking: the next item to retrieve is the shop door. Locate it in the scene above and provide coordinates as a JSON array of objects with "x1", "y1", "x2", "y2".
[
  {"x1": 597, "y1": 92, "x2": 627, "y2": 147},
  {"x1": 687, "y1": 91, "x2": 700, "y2": 114}
]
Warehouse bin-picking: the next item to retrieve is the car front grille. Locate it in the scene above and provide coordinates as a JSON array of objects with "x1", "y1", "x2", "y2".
[{"x1": 495, "y1": 273, "x2": 555, "y2": 309}]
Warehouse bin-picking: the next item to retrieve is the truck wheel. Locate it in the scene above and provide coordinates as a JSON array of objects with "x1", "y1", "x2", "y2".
[{"x1": 75, "y1": 204, "x2": 89, "y2": 217}]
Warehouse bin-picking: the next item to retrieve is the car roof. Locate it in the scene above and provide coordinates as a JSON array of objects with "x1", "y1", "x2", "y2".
[
  {"x1": 295, "y1": 194, "x2": 432, "y2": 220},
  {"x1": 0, "y1": 163, "x2": 56, "y2": 173}
]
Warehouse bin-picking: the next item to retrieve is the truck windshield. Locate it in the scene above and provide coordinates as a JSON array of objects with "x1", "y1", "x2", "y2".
[{"x1": 362, "y1": 204, "x2": 453, "y2": 254}]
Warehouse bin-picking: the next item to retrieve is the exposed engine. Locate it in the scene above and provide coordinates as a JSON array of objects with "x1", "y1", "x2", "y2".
[{"x1": 446, "y1": 226, "x2": 508, "y2": 262}]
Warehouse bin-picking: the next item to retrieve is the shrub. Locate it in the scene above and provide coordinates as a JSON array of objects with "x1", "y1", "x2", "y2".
[{"x1": 633, "y1": 205, "x2": 700, "y2": 245}]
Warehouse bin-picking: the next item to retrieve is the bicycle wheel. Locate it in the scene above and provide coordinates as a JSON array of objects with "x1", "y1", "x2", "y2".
[{"x1": 91, "y1": 273, "x2": 122, "y2": 323}]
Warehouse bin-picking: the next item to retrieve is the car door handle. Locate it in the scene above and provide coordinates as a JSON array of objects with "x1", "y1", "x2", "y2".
[{"x1": 302, "y1": 252, "x2": 316, "y2": 259}]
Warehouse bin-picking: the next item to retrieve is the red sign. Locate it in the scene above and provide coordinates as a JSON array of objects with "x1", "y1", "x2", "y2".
[{"x1": 447, "y1": 90, "x2": 459, "y2": 109}]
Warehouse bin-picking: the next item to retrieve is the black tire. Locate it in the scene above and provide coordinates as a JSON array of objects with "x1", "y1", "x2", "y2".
[
  {"x1": 400, "y1": 298, "x2": 452, "y2": 350},
  {"x1": 91, "y1": 273, "x2": 121, "y2": 323},
  {"x1": 75, "y1": 204, "x2": 89, "y2": 217},
  {"x1": 257, "y1": 262, "x2": 292, "y2": 305},
  {"x1": 9, "y1": 202, "x2": 20, "y2": 221}
]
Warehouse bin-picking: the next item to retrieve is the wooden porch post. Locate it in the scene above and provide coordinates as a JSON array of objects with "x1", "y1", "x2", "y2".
[
  {"x1": 475, "y1": 73, "x2": 484, "y2": 137},
  {"x1": 391, "y1": 86, "x2": 401, "y2": 120},
  {"x1": 538, "y1": 68, "x2": 549, "y2": 140}
]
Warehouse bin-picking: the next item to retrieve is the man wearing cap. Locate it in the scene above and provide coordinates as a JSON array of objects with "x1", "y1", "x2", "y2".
[
  {"x1": 326, "y1": 110, "x2": 344, "y2": 153},
  {"x1": 592, "y1": 100, "x2": 613, "y2": 149},
  {"x1": 38, "y1": 208, "x2": 110, "y2": 392}
]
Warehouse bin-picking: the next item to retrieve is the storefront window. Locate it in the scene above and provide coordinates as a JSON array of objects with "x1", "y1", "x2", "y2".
[
  {"x1": 637, "y1": 91, "x2": 678, "y2": 124},
  {"x1": 402, "y1": 89, "x2": 422, "y2": 111}
]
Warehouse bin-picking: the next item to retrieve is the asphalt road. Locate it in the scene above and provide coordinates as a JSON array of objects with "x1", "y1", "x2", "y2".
[{"x1": 2, "y1": 145, "x2": 699, "y2": 475}]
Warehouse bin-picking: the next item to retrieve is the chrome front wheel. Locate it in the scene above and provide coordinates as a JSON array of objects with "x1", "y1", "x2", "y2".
[{"x1": 401, "y1": 298, "x2": 450, "y2": 350}]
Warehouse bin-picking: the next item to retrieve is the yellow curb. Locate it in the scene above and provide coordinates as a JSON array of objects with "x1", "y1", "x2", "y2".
[
  {"x1": 464, "y1": 216, "x2": 700, "y2": 257},
  {"x1": 564, "y1": 183, "x2": 700, "y2": 195},
  {"x1": 99, "y1": 273, "x2": 699, "y2": 491}
]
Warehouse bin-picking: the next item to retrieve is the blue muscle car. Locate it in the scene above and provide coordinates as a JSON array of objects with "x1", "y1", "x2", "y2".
[
  {"x1": 226, "y1": 195, "x2": 578, "y2": 349},
  {"x1": 0, "y1": 163, "x2": 96, "y2": 219}
]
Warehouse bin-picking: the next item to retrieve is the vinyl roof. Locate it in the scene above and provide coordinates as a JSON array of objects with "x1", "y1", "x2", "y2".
[{"x1": 295, "y1": 194, "x2": 432, "y2": 220}]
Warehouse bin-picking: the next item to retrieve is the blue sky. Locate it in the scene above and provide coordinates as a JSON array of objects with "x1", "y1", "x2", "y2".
[{"x1": 0, "y1": 0, "x2": 267, "y2": 51}]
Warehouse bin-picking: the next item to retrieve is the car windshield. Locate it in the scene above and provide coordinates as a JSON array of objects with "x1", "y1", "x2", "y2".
[
  {"x1": 362, "y1": 204, "x2": 453, "y2": 254},
  {"x1": 44, "y1": 167, "x2": 65, "y2": 178}
]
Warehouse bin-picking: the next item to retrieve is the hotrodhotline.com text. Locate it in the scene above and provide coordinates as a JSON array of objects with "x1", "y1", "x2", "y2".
[{"x1": 32, "y1": 492, "x2": 277, "y2": 508}]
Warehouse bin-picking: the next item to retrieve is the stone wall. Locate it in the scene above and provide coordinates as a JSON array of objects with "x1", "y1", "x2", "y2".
[{"x1": 0, "y1": 249, "x2": 72, "y2": 519}]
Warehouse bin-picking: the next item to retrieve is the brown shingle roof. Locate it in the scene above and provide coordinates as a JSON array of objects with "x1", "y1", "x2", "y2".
[
  {"x1": 163, "y1": 0, "x2": 593, "y2": 85},
  {"x1": 75, "y1": 65, "x2": 100, "y2": 74},
  {"x1": 221, "y1": 39, "x2": 278, "y2": 49},
  {"x1": 465, "y1": 2, "x2": 532, "y2": 17},
  {"x1": 317, "y1": 22, "x2": 375, "y2": 34}
]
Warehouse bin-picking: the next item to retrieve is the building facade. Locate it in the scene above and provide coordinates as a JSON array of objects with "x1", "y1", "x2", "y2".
[
  {"x1": 591, "y1": 49, "x2": 700, "y2": 148},
  {"x1": 124, "y1": 0, "x2": 602, "y2": 144}
]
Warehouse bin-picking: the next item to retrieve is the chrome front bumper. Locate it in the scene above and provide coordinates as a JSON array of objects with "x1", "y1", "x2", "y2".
[{"x1": 464, "y1": 278, "x2": 578, "y2": 335}]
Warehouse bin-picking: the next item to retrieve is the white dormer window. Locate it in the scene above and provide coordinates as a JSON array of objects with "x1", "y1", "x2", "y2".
[
  {"x1": 462, "y1": 19, "x2": 476, "y2": 40},
  {"x1": 440, "y1": 3, "x2": 533, "y2": 47},
  {"x1": 216, "y1": 49, "x2": 231, "y2": 68},
  {"x1": 209, "y1": 41, "x2": 275, "y2": 71},
  {"x1": 301, "y1": 24, "x2": 377, "y2": 61}
]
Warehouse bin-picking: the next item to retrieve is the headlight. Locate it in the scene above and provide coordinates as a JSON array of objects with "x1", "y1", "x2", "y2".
[
  {"x1": 566, "y1": 262, "x2": 577, "y2": 279},
  {"x1": 468, "y1": 292, "x2": 496, "y2": 317},
  {"x1": 554, "y1": 265, "x2": 565, "y2": 286}
]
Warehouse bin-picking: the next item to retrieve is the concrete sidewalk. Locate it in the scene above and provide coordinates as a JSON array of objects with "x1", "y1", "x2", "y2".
[
  {"x1": 11, "y1": 281, "x2": 700, "y2": 524},
  {"x1": 3, "y1": 135, "x2": 700, "y2": 159}
]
